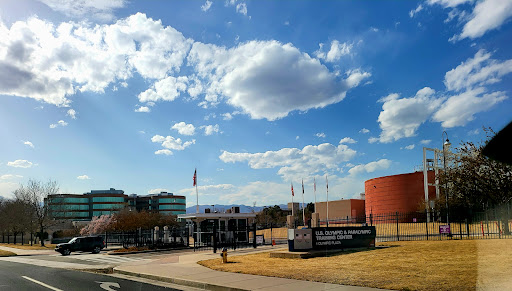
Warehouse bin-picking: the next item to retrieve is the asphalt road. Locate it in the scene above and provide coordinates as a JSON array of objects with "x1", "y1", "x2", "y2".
[{"x1": 0, "y1": 260, "x2": 182, "y2": 291}]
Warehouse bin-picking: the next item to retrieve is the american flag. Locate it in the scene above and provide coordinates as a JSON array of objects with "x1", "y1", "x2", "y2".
[{"x1": 193, "y1": 169, "x2": 197, "y2": 186}]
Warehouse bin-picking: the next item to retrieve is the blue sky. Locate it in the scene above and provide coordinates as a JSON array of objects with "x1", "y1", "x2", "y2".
[{"x1": 1, "y1": 0, "x2": 511, "y2": 207}]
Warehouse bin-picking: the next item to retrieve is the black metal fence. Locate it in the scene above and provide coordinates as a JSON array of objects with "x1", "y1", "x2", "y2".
[
  {"x1": 101, "y1": 226, "x2": 189, "y2": 249},
  {"x1": 192, "y1": 221, "x2": 257, "y2": 253},
  {"x1": 319, "y1": 203, "x2": 512, "y2": 242}
]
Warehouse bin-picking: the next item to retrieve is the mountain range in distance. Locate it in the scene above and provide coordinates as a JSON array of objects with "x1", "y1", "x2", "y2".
[{"x1": 185, "y1": 204, "x2": 288, "y2": 214}]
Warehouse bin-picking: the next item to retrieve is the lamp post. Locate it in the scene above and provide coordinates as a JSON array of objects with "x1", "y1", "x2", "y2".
[{"x1": 442, "y1": 131, "x2": 451, "y2": 232}]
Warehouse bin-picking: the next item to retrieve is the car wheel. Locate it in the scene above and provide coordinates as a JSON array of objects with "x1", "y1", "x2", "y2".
[
  {"x1": 92, "y1": 246, "x2": 101, "y2": 254},
  {"x1": 62, "y1": 249, "x2": 71, "y2": 256}
]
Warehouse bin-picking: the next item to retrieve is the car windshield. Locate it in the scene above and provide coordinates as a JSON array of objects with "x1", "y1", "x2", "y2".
[{"x1": 68, "y1": 238, "x2": 77, "y2": 243}]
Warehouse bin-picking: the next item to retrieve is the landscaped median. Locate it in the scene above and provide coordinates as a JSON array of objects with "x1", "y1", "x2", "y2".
[
  {"x1": 198, "y1": 239, "x2": 512, "y2": 291},
  {"x1": 0, "y1": 243, "x2": 56, "y2": 250}
]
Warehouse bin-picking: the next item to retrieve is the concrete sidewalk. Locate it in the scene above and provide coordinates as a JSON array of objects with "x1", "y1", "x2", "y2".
[{"x1": 114, "y1": 246, "x2": 384, "y2": 291}]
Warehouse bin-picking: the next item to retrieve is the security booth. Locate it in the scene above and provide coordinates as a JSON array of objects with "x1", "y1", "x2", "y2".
[{"x1": 178, "y1": 211, "x2": 256, "y2": 252}]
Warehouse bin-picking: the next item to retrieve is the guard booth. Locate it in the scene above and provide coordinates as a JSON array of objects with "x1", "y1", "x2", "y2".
[{"x1": 178, "y1": 209, "x2": 256, "y2": 252}]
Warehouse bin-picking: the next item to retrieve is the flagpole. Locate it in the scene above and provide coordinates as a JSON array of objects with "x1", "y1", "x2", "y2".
[
  {"x1": 194, "y1": 168, "x2": 199, "y2": 214},
  {"x1": 291, "y1": 183, "x2": 294, "y2": 217},
  {"x1": 302, "y1": 179, "x2": 305, "y2": 226},
  {"x1": 314, "y1": 177, "x2": 317, "y2": 213},
  {"x1": 326, "y1": 175, "x2": 329, "y2": 227}
]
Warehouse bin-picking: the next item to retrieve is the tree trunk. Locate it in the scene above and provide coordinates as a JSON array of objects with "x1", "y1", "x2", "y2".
[{"x1": 40, "y1": 225, "x2": 45, "y2": 247}]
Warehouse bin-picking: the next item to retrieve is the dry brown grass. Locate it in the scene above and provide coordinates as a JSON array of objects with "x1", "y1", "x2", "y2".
[
  {"x1": 0, "y1": 250, "x2": 17, "y2": 257},
  {"x1": 199, "y1": 239, "x2": 512, "y2": 291},
  {"x1": 0, "y1": 243, "x2": 57, "y2": 250}
]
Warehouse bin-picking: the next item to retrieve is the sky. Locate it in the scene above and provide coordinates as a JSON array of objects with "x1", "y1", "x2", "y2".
[{"x1": 0, "y1": 0, "x2": 511, "y2": 208}]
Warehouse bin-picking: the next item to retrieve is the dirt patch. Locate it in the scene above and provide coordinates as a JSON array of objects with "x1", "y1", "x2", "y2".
[
  {"x1": 0, "y1": 243, "x2": 56, "y2": 250},
  {"x1": 0, "y1": 250, "x2": 17, "y2": 257}
]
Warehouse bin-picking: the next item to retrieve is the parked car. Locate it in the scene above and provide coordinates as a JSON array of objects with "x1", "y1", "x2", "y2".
[{"x1": 55, "y1": 236, "x2": 105, "y2": 256}]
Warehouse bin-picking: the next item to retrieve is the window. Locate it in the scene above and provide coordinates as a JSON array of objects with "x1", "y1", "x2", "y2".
[
  {"x1": 159, "y1": 204, "x2": 185, "y2": 210},
  {"x1": 93, "y1": 204, "x2": 124, "y2": 210},
  {"x1": 92, "y1": 197, "x2": 125, "y2": 203}
]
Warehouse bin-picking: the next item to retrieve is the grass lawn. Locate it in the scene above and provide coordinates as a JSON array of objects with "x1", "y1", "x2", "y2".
[
  {"x1": 0, "y1": 250, "x2": 17, "y2": 257},
  {"x1": 0, "y1": 243, "x2": 57, "y2": 250},
  {"x1": 198, "y1": 239, "x2": 512, "y2": 291}
]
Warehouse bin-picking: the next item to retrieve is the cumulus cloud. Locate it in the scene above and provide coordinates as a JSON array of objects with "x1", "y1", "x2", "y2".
[
  {"x1": 77, "y1": 175, "x2": 90, "y2": 180},
  {"x1": 420, "y1": 139, "x2": 431, "y2": 145},
  {"x1": 348, "y1": 159, "x2": 392, "y2": 176},
  {"x1": 148, "y1": 188, "x2": 170, "y2": 194},
  {"x1": 428, "y1": 0, "x2": 512, "y2": 41},
  {"x1": 201, "y1": 0, "x2": 213, "y2": 12},
  {"x1": 67, "y1": 109, "x2": 77, "y2": 119},
  {"x1": 339, "y1": 137, "x2": 357, "y2": 144},
  {"x1": 151, "y1": 135, "x2": 195, "y2": 155},
  {"x1": 220, "y1": 142, "x2": 357, "y2": 181},
  {"x1": 7, "y1": 159, "x2": 34, "y2": 168},
  {"x1": 444, "y1": 50, "x2": 512, "y2": 92},
  {"x1": 314, "y1": 40, "x2": 353, "y2": 62},
  {"x1": 23, "y1": 141, "x2": 35, "y2": 148},
  {"x1": 359, "y1": 128, "x2": 370, "y2": 134},
  {"x1": 222, "y1": 113, "x2": 233, "y2": 120},
  {"x1": 187, "y1": 40, "x2": 370, "y2": 121},
  {"x1": 402, "y1": 144, "x2": 415, "y2": 150},
  {"x1": 315, "y1": 133, "x2": 326, "y2": 138},
  {"x1": 134, "y1": 106, "x2": 150, "y2": 113},
  {"x1": 138, "y1": 76, "x2": 189, "y2": 103},
  {"x1": 171, "y1": 122, "x2": 196, "y2": 136},
  {"x1": 236, "y1": 3, "x2": 248, "y2": 15},
  {"x1": 201, "y1": 124, "x2": 220, "y2": 135},
  {"x1": 376, "y1": 88, "x2": 443, "y2": 143},
  {"x1": 0, "y1": 13, "x2": 192, "y2": 107},
  {"x1": 37, "y1": 0, "x2": 126, "y2": 21},
  {"x1": 433, "y1": 88, "x2": 507, "y2": 127},
  {"x1": 49, "y1": 120, "x2": 68, "y2": 128}
]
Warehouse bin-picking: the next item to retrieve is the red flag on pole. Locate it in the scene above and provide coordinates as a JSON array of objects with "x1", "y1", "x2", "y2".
[
  {"x1": 291, "y1": 183, "x2": 294, "y2": 196},
  {"x1": 193, "y1": 169, "x2": 197, "y2": 186}
]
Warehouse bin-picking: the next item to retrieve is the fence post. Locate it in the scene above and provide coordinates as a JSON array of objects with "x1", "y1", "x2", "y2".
[
  {"x1": 459, "y1": 221, "x2": 462, "y2": 240},
  {"x1": 21, "y1": 233, "x2": 24, "y2": 245},
  {"x1": 370, "y1": 213, "x2": 373, "y2": 226},
  {"x1": 396, "y1": 212, "x2": 399, "y2": 241},
  {"x1": 253, "y1": 223, "x2": 257, "y2": 249},
  {"x1": 466, "y1": 218, "x2": 470, "y2": 238},
  {"x1": 425, "y1": 210, "x2": 429, "y2": 240},
  {"x1": 213, "y1": 221, "x2": 217, "y2": 253}
]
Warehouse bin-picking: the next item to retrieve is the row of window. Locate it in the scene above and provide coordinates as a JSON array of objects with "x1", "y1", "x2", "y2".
[
  {"x1": 158, "y1": 204, "x2": 186, "y2": 210},
  {"x1": 49, "y1": 197, "x2": 89, "y2": 204},
  {"x1": 92, "y1": 197, "x2": 125, "y2": 203},
  {"x1": 92, "y1": 204, "x2": 125, "y2": 210},
  {"x1": 50, "y1": 204, "x2": 89, "y2": 211},
  {"x1": 53, "y1": 211, "x2": 90, "y2": 217},
  {"x1": 158, "y1": 198, "x2": 186, "y2": 204}
]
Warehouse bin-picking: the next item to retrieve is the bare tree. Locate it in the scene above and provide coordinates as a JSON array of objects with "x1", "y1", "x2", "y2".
[{"x1": 14, "y1": 179, "x2": 58, "y2": 246}]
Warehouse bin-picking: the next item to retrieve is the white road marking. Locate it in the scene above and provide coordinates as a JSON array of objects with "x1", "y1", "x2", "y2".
[
  {"x1": 22, "y1": 276, "x2": 64, "y2": 291},
  {"x1": 95, "y1": 281, "x2": 120, "y2": 291}
]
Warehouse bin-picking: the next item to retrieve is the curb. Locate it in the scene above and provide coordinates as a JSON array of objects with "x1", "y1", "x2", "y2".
[
  {"x1": 114, "y1": 268, "x2": 249, "y2": 291},
  {"x1": 107, "y1": 246, "x2": 191, "y2": 255}
]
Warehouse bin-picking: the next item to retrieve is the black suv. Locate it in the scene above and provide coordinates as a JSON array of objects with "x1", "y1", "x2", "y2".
[{"x1": 55, "y1": 236, "x2": 105, "y2": 256}]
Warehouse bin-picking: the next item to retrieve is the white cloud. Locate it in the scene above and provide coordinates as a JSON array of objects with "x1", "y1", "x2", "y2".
[
  {"x1": 155, "y1": 149, "x2": 173, "y2": 156},
  {"x1": 402, "y1": 144, "x2": 415, "y2": 150},
  {"x1": 420, "y1": 139, "x2": 431, "y2": 145},
  {"x1": 0, "y1": 174, "x2": 23, "y2": 180},
  {"x1": 171, "y1": 122, "x2": 196, "y2": 136},
  {"x1": 315, "y1": 132, "x2": 326, "y2": 138},
  {"x1": 468, "y1": 128, "x2": 480, "y2": 135},
  {"x1": 201, "y1": 124, "x2": 220, "y2": 136},
  {"x1": 359, "y1": 128, "x2": 370, "y2": 134},
  {"x1": 77, "y1": 175, "x2": 90, "y2": 180},
  {"x1": 49, "y1": 120, "x2": 68, "y2": 128},
  {"x1": 428, "y1": 0, "x2": 512, "y2": 41},
  {"x1": 236, "y1": 3, "x2": 248, "y2": 16},
  {"x1": 134, "y1": 106, "x2": 150, "y2": 113},
  {"x1": 23, "y1": 141, "x2": 34, "y2": 148},
  {"x1": 458, "y1": 0, "x2": 512, "y2": 40},
  {"x1": 187, "y1": 40, "x2": 370, "y2": 121},
  {"x1": 433, "y1": 87, "x2": 507, "y2": 128},
  {"x1": 315, "y1": 40, "x2": 353, "y2": 63},
  {"x1": 296, "y1": 136, "x2": 300, "y2": 140},
  {"x1": 220, "y1": 142, "x2": 357, "y2": 181},
  {"x1": 444, "y1": 50, "x2": 512, "y2": 92},
  {"x1": 138, "y1": 76, "x2": 189, "y2": 103},
  {"x1": 376, "y1": 88, "x2": 443, "y2": 143},
  {"x1": 201, "y1": 0, "x2": 213, "y2": 12},
  {"x1": 151, "y1": 135, "x2": 195, "y2": 153},
  {"x1": 409, "y1": 4, "x2": 423, "y2": 18},
  {"x1": 7, "y1": 160, "x2": 34, "y2": 168},
  {"x1": 348, "y1": 159, "x2": 392, "y2": 176},
  {"x1": 222, "y1": 113, "x2": 233, "y2": 120},
  {"x1": 0, "y1": 13, "x2": 192, "y2": 106},
  {"x1": 368, "y1": 137, "x2": 379, "y2": 144},
  {"x1": 67, "y1": 109, "x2": 77, "y2": 119},
  {"x1": 339, "y1": 137, "x2": 357, "y2": 144},
  {"x1": 37, "y1": 0, "x2": 126, "y2": 21},
  {"x1": 148, "y1": 188, "x2": 170, "y2": 194}
]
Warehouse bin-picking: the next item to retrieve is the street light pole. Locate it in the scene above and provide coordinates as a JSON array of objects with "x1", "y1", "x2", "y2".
[{"x1": 442, "y1": 131, "x2": 451, "y2": 232}]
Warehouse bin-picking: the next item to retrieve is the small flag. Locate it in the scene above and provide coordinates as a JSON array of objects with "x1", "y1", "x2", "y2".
[
  {"x1": 302, "y1": 179, "x2": 304, "y2": 194},
  {"x1": 291, "y1": 183, "x2": 294, "y2": 196},
  {"x1": 193, "y1": 169, "x2": 197, "y2": 186},
  {"x1": 326, "y1": 175, "x2": 328, "y2": 190}
]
